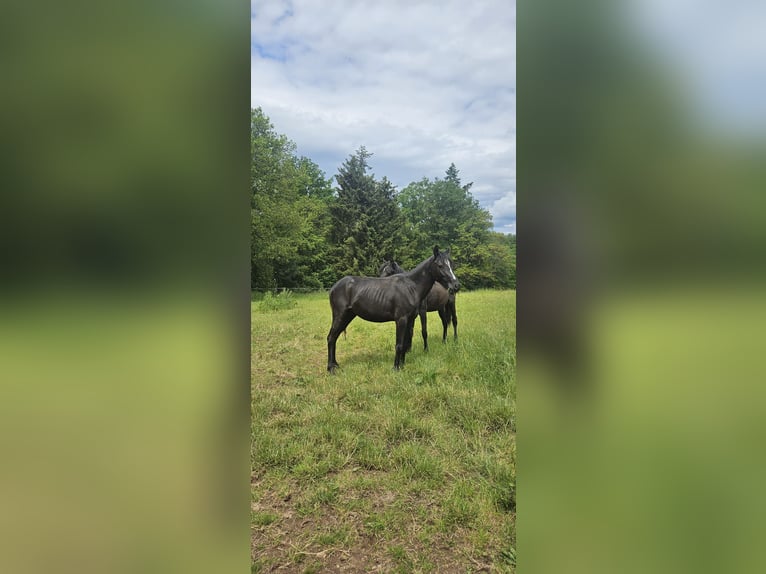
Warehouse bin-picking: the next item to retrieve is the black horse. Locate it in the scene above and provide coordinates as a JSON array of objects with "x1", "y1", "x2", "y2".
[
  {"x1": 327, "y1": 246, "x2": 460, "y2": 372},
  {"x1": 380, "y1": 257, "x2": 458, "y2": 351}
]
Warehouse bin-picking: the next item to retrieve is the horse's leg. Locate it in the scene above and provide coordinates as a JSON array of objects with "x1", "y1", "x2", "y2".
[
  {"x1": 450, "y1": 299, "x2": 458, "y2": 340},
  {"x1": 394, "y1": 316, "x2": 409, "y2": 370},
  {"x1": 420, "y1": 307, "x2": 428, "y2": 351},
  {"x1": 404, "y1": 313, "x2": 416, "y2": 354},
  {"x1": 439, "y1": 306, "x2": 449, "y2": 343},
  {"x1": 327, "y1": 309, "x2": 355, "y2": 372}
]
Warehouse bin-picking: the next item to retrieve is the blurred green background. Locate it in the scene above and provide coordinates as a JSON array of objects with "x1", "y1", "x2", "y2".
[
  {"x1": 520, "y1": 1, "x2": 766, "y2": 573},
  {"x1": 0, "y1": 2, "x2": 249, "y2": 573}
]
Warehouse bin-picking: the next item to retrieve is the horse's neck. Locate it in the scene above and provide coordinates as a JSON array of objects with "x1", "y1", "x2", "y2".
[{"x1": 403, "y1": 258, "x2": 435, "y2": 300}]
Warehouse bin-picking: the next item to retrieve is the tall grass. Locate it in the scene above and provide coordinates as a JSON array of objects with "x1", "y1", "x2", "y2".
[
  {"x1": 256, "y1": 289, "x2": 298, "y2": 312},
  {"x1": 252, "y1": 289, "x2": 515, "y2": 572}
]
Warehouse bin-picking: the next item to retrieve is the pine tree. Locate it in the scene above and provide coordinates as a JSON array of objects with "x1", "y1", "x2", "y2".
[{"x1": 329, "y1": 147, "x2": 404, "y2": 277}]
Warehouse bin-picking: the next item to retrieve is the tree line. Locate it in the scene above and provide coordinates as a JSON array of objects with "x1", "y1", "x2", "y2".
[{"x1": 251, "y1": 107, "x2": 516, "y2": 290}]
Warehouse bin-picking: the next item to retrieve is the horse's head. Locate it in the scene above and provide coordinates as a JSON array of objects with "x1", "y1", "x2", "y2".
[
  {"x1": 431, "y1": 245, "x2": 460, "y2": 293},
  {"x1": 379, "y1": 259, "x2": 405, "y2": 277}
]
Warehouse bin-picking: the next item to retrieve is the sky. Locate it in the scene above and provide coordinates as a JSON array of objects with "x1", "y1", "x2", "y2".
[
  {"x1": 628, "y1": 0, "x2": 766, "y2": 138},
  {"x1": 251, "y1": 0, "x2": 516, "y2": 234}
]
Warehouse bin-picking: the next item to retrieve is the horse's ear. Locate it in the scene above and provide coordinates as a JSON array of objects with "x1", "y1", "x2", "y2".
[{"x1": 433, "y1": 245, "x2": 439, "y2": 257}]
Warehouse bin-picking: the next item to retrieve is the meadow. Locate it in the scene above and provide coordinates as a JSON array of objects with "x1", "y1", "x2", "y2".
[{"x1": 251, "y1": 289, "x2": 516, "y2": 573}]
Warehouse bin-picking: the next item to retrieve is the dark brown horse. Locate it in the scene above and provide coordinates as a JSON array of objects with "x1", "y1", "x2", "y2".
[
  {"x1": 327, "y1": 246, "x2": 459, "y2": 372},
  {"x1": 380, "y1": 258, "x2": 458, "y2": 351}
]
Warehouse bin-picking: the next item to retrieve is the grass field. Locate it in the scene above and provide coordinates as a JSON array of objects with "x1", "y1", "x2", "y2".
[{"x1": 251, "y1": 289, "x2": 516, "y2": 573}]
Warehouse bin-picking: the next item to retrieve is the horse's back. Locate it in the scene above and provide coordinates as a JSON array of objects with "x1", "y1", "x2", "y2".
[
  {"x1": 329, "y1": 275, "x2": 356, "y2": 309},
  {"x1": 330, "y1": 274, "x2": 419, "y2": 321}
]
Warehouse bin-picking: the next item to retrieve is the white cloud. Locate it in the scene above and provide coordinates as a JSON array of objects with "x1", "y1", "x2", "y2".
[
  {"x1": 489, "y1": 187, "x2": 516, "y2": 233},
  {"x1": 252, "y1": 0, "x2": 516, "y2": 232}
]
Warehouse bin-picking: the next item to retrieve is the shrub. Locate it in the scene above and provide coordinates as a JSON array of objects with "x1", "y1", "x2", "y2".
[{"x1": 258, "y1": 289, "x2": 298, "y2": 312}]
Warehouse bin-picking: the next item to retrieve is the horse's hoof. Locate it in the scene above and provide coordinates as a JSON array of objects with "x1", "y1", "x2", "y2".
[{"x1": 328, "y1": 363, "x2": 339, "y2": 373}]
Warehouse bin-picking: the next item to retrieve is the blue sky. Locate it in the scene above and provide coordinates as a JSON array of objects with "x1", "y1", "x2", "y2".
[{"x1": 251, "y1": 0, "x2": 516, "y2": 234}]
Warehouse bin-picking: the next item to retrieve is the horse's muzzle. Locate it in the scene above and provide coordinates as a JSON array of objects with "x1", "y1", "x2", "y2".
[{"x1": 448, "y1": 281, "x2": 460, "y2": 294}]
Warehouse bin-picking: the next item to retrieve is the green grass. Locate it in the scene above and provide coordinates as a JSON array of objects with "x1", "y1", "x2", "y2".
[
  {"x1": 256, "y1": 289, "x2": 298, "y2": 312},
  {"x1": 251, "y1": 289, "x2": 515, "y2": 572}
]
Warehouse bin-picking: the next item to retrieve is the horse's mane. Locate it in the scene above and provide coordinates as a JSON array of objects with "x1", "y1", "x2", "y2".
[
  {"x1": 402, "y1": 255, "x2": 434, "y2": 280},
  {"x1": 381, "y1": 247, "x2": 448, "y2": 282}
]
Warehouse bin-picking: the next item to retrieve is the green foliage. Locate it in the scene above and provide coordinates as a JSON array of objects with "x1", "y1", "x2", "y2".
[
  {"x1": 257, "y1": 290, "x2": 298, "y2": 312},
  {"x1": 397, "y1": 165, "x2": 515, "y2": 289},
  {"x1": 251, "y1": 108, "x2": 333, "y2": 289},
  {"x1": 251, "y1": 108, "x2": 515, "y2": 290},
  {"x1": 329, "y1": 147, "x2": 405, "y2": 277},
  {"x1": 398, "y1": 164, "x2": 488, "y2": 258},
  {"x1": 485, "y1": 232, "x2": 517, "y2": 289}
]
